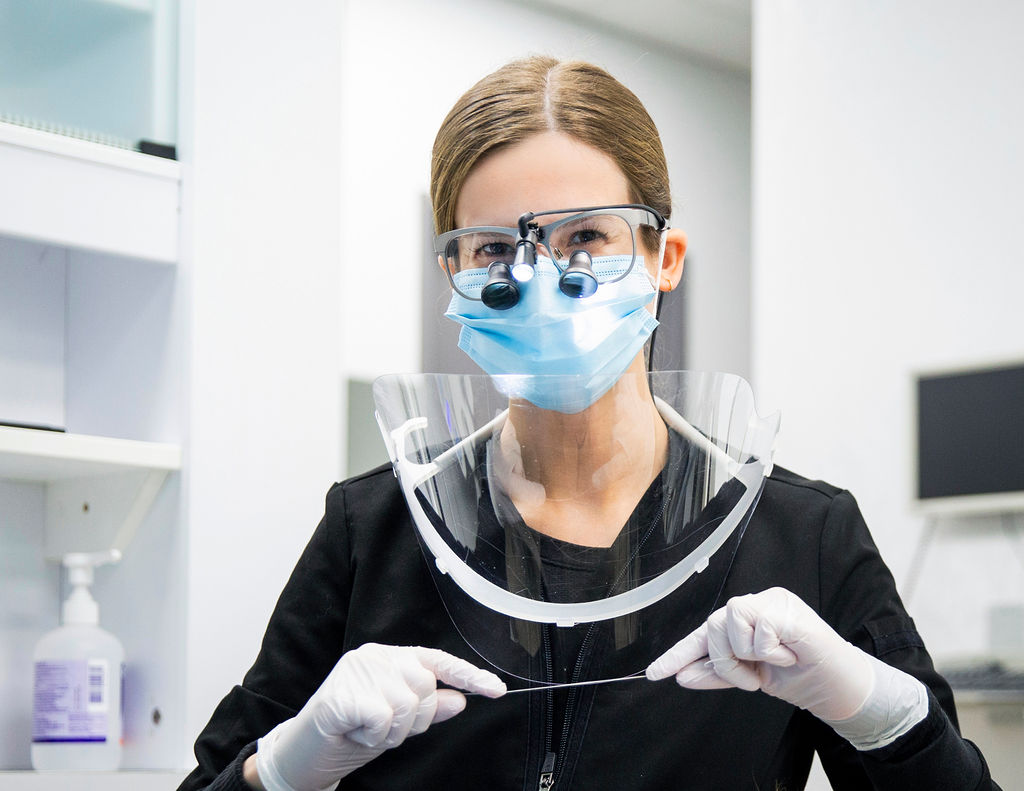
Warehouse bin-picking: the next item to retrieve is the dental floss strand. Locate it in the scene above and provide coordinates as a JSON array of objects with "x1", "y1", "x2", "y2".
[{"x1": 465, "y1": 671, "x2": 647, "y2": 696}]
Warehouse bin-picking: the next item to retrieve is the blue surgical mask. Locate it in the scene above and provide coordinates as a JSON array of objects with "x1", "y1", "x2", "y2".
[{"x1": 444, "y1": 256, "x2": 659, "y2": 413}]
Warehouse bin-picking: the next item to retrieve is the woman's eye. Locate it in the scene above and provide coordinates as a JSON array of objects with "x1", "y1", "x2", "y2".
[
  {"x1": 568, "y1": 228, "x2": 604, "y2": 246},
  {"x1": 478, "y1": 241, "x2": 514, "y2": 257},
  {"x1": 458, "y1": 234, "x2": 516, "y2": 268}
]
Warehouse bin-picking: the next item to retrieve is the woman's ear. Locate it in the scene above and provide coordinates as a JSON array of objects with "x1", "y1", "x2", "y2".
[{"x1": 659, "y1": 229, "x2": 687, "y2": 292}]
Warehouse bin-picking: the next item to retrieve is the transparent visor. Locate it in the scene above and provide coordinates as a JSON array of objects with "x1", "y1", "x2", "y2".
[{"x1": 373, "y1": 371, "x2": 779, "y2": 685}]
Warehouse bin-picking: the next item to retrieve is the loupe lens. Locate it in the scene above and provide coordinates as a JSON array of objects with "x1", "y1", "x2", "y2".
[
  {"x1": 482, "y1": 281, "x2": 519, "y2": 309},
  {"x1": 481, "y1": 262, "x2": 520, "y2": 309},
  {"x1": 559, "y1": 270, "x2": 598, "y2": 298},
  {"x1": 559, "y1": 250, "x2": 599, "y2": 298}
]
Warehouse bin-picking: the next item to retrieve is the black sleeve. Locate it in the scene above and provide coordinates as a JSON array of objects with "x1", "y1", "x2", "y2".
[
  {"x1": 811, "y1": 490, "x2": 1001, "y2": 790},
  {"x1": 185, "y1": 742, "x2": 258, "y2": 791},
  {"x1": 176, "y1": 481, "x2": 353, "y2": 791}
]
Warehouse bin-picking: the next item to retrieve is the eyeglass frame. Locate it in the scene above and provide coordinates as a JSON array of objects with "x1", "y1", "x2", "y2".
[{"x1": 433, "y1": 203, "x2": 668, "y2": 302}]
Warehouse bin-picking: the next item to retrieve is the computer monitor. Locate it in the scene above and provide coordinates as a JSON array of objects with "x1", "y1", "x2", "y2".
[{"x1": 915, "y1": 361, "x2": 1024, "y2": 514}]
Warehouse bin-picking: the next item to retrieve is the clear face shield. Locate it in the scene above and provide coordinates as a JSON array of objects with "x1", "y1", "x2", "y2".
[{"x1": 373, "y1": 371, "x2": 779, "y2": 685}]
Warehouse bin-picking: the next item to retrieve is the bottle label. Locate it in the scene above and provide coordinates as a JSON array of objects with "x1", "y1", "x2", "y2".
[{"x1": 32, "y1": 659, "x2": 109, "y2": 743}]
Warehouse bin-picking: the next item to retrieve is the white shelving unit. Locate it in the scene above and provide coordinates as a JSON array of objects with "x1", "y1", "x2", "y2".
[
  {"x1": 3, "y1": 4, "x2": 346, "y2": 784},
  {"x1": 0, "y1": 103, "x2": 185, "y2": 775}
]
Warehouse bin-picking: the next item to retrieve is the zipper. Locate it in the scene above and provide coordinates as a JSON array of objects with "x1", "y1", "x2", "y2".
[
  {"x1": 537, "y1": 622, "x2": 598, "y2": 791},
  {"x1": 533, "y1": 473, "x2": 666, "y2": 791},
  {"x1": 540, "y1": 626, "x2": 556, "y2": 791},
  {"x1": 538, "y1": 751, "x2": 556, "y2": 790},
  {"x1": 556, "y1": 624, "x2": 597, "y2": 766}
]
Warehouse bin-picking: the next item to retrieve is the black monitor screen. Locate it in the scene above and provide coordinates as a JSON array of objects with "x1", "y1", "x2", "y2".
[{"x1": 917, "y1": 364, "x2": 1024, "y2": 500}]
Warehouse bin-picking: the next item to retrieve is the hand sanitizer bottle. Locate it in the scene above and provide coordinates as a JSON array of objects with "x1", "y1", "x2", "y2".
[{"x1": 31, "y1": 550, "x2": 124, "y2": 771}]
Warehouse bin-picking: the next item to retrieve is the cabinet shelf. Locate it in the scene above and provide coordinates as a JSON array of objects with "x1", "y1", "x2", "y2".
[
  {"x1": 0, "y1": 121, "x2": 180, "y2": 263},
  {"x1": 0, "y1": 426, "x2": 181, "y2": 558},
  {"x1": 0, "y1": 425, "x2": 180, "y2": 482}
]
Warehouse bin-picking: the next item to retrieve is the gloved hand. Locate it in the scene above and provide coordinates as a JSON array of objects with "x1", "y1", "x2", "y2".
[
  {"x1": 646, "y1": 587, "x2": 928, "y2": 750},
  {"x1": 254, "y1": 643, "x2": 506, "y2": 791}
]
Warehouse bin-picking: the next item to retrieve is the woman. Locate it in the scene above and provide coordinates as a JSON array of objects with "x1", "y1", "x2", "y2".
[{"x1": 179, "y1": 57, "x2": 998, "y2": 791}]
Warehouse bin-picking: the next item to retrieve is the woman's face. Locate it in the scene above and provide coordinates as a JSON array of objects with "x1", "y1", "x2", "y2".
[{"x1": 444, "y1": 128, "x2": 686, "y2": 416}]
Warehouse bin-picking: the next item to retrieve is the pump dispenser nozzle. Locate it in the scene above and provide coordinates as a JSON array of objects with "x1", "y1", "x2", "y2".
[{"x1": 61, "y1": 550, "x2": 121, "y2": 626}]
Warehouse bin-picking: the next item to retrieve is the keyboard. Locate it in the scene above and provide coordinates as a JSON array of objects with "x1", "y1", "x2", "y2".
[{"x1": 941, "y1": 661, "x2": 1024, "y2": 692}]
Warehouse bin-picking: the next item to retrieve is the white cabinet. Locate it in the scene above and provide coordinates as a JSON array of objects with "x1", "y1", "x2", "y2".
[
  {"x1": 0, "y1": 123, "x2": 186, "y2": 775},
  {"x1": 2, "y1": 3, "x2": 345, "y2": 784}
]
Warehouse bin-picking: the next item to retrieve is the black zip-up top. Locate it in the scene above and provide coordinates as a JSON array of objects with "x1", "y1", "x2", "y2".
[{"x1": 179, "y1": 460, "x2": 1001, "y2": 790}]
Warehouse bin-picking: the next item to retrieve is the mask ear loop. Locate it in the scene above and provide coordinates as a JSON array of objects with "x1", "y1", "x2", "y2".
[{"x1": 647, "y1": 228, "x2": 670, "y2": 371}]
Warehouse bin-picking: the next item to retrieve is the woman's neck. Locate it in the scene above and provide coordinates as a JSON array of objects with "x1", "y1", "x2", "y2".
[{"x1": 494, "y1": 359, "x2": 668, "y2": 546}]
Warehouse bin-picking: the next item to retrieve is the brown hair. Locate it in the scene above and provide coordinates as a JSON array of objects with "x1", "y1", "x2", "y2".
[{"x1": 430, "y1": 56, "x2": 671, "y2": 243}]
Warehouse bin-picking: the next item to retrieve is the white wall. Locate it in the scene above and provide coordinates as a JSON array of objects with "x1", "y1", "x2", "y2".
[
  {"x1": 752, "y1": 0, "x2": 1024, "y2": 662},
  {"x1": 339, "y1": 0, "x2": 752, "y2": 384},
  {"x1": 178, "y1": 0, "x2": 342, "y2": 764}
]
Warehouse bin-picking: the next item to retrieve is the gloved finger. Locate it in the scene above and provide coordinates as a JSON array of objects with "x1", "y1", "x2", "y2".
[
  {"x1": 387, "y1": 683, "x2": 427, "y2": 748},
  {"x1": 378, "y1": 652, "x2": 437, "y2": 748},
  {"x1": 390, "y1": 649, "x2": 442, "y2": 738},
  {"x1": 395, "y1": 647, "x2": 443, "y2": 696},
  {"x1": 724, "y1": 596, "x2": 758, "y2": 660},
  {"x1": 752, "y1": 611, "x2": 798, "y2": 667},
  {"x1": 646, "y1": 623, "x2": 709, "y2": 680},
  {"x1": 674, "y1": 659, "x2": 736, "y2": 690},
  {"x1": 343, "y1": 650, "x2": 423, "y2": 749},
  {"x1": 746, "y1": 587, "x2": 838, "y2": 667},
  {"x1": 345, "y1": 694, "x2": 396, "y2": 749},
  {"x1": 728, "y1": 592, "x2": 798, "y2": 667},
  {"x1": 432, "y1": 689, "x2": 468, "y2": 724},
  {"x1": 776, "y1": 587, "x2": 844, "y2": 666},
  {"x1": 407, "y1": 689, "x2": 438, "y2": 738},
  {"x1": 413, "y1": 647, "x2": 506, "y2": 698},
  {"x1": 706, "y1": 608, "x2": 761, "y2": 691}
]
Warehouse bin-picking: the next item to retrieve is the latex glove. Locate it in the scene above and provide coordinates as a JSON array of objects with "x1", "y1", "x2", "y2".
[
  {"x1": 647, "y1": 587, "x2": 928, "y2": 750},
  {"x1": 255, "y1": 643, "x2": 506, "y2": 791}
]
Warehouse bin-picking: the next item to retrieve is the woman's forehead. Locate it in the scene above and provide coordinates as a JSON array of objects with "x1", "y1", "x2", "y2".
[{"x1": 454, "y1": 131, "x2": 631, "y2": 229}]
